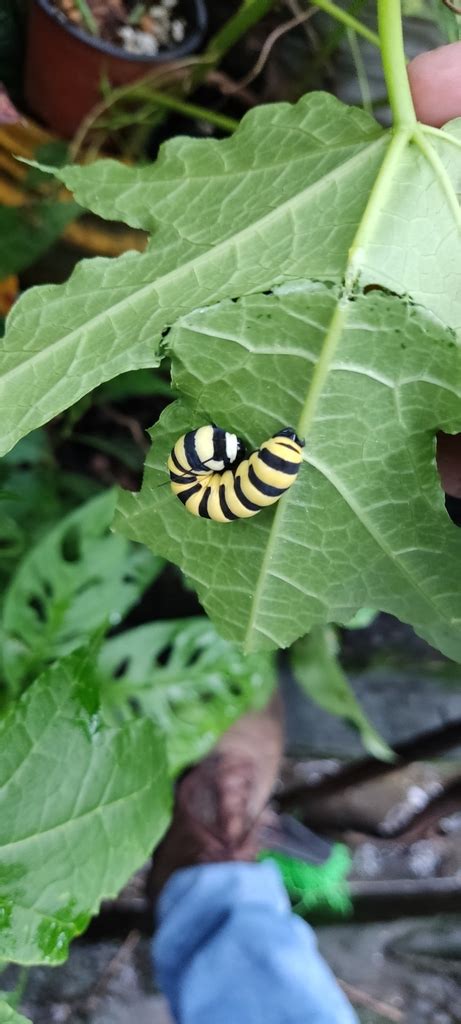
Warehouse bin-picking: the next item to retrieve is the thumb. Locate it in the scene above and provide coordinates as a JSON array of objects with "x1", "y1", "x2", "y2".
[{"x1": 407, "y1": 40, "x2": 461, "y2": 126}]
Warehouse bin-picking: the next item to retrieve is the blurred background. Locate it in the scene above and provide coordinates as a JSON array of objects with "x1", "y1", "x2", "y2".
[{"x1": 1, "y1": 2, "x2": 461, "y2": 1021}]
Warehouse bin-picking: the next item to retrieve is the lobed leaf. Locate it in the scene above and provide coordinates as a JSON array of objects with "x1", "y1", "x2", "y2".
[
  {"x1": 116, "y1": 283, "x2": 461, "y2": 657},
  {"x1": 0, "y1": 648, "x2": 170, "y2": 965},
  {"x1": 3, "y1": 92, "x2": 459, "y2": 454},
  {"x1": 99, "y1": 619, "x2": 275, "y2": 775},
  {"x1": 1, "y1": 490, "x2": 163, "y2": 692}
]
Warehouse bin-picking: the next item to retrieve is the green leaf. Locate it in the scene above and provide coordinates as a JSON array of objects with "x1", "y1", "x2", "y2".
[
  {"x1": 341, "y1": 607, "x2": 377, "y2": 630},
  {"x1": 0, "y1": 648, "x2": 170, "y2": 965},
  {"x1": 403, "y1": 0, "x2": 461, "y2": 40},
  {"x1": 2, "y1": 93, "x2": 461, "y2": 454},
  {"x1": 291, "y1": 627, "x2": 393, "y2": 760},
  {"x1": 0, "y1": 201, "x2": 81, "y2": 279},
  {"x1": 0, "y1": 431, "x2": 100, "y2": 591},
  {"x1": 115, "y1": 283, "x2": 461, "y2": 659},
  {"x1": 0, "y1": 1002, "x2": 31, "y2": 1024},
  {"x1": 99, "y1": 619, "x2": 276, "y2": 775},
  {"x1": 2, "y1": 490, "x2": 163, "y2": 692}
]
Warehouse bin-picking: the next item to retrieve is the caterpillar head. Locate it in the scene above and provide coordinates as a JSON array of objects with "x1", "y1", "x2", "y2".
[
  {"x1": 274, "y1": 427, "x2": 305, "y2": 448},
  {"x1": 185, "y1": 425, "x2": 245, "y2": 473}
]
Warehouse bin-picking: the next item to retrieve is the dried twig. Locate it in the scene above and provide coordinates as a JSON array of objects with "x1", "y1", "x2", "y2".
[
  {"x1": 103, "y1": 405, "x2": 150, "y2": 451},
  {"x1": 338, "y1": 979, "x2": 404, "y2": 1022},
  {"x1": 207, "y1": 70, "x2": 259, "y2": 107},
  {"x1": 223, "y1": 7, "x2": 317, "y2": 94},
  {"x1": 285, "y1": 0, "x2": 319, "y2": 45}
]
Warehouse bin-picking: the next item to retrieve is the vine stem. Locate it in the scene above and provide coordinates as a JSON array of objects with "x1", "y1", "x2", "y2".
[
  {"x1": 312, "y1": 0, "x2": 380, "y2": 47},
  {"x1": 377, "y1": 0, "x2": 416, "y2": 127}
]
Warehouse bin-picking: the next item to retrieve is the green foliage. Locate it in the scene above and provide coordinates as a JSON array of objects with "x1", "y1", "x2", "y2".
[
  {"x1": 291, "y1": 626, "x2": 393, "y2": 760},
  {"x1": 0, "y1": 144, "x2": 81, "y2": 280},
  {"x1": 0, "y1": 90, "x2": 460, "y2": 658},
  {"x1": 0, "y1": 431, "x2": 99, "y2": 594},
  {"x1": 1, "y1": 490, "x2": 162, "y2": 693},
  {"x1": 116, "y1": 284, "x2": 461, "y2": 658},
  {"x1": 0, "y1": 201, "x2": 81, "y2": 279},
  {"x1": 0, "y1": 647, "x2": 171, "y2": 965},
  {"x1": 99, "y1": 619, "x2": 275, "y2": 775},
  {"x1": 0, "y1": 471, "x2": 276, "y2": 965},
  {"x1": 403, "y1": 0, "x2": 461, "y2": 40},
  {"x1": 0, "y1": 1002, "x2": 31, "y2": 1024},
  {"x1": 3, "y1": 93, "x2": 460, "y2": 451}
]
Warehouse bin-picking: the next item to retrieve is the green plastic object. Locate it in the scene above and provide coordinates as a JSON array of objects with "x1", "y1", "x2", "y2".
[{"x1": 259, "y1": 843, "x2": 353, "y2": 918}]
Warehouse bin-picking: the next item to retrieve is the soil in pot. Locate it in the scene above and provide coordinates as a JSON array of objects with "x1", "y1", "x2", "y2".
[{"x1": 51, "y1": 0, "x2": 189, "y2": 56}]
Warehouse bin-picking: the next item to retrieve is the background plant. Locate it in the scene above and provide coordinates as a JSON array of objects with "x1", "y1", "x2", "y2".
[{"x1": 0, "y1": 0, "x2": 460, "y2": 996}]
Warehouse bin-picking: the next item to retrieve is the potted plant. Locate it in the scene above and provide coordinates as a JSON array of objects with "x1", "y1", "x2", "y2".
[{"x1": 25, "y1": 0, "x2": 207, "y2": 137}]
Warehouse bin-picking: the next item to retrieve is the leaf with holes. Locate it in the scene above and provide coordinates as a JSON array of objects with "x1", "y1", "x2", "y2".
[
  {"x1": 290, "y1": 627, "x2": 393, "y2": 761},
  {"x1": 1, "y1": 92, "x2": 461, "y2": 453},
  {"x1": 0, "y1": 647, "x2": 170, "y2": 965},
  {"x1": 0, "y1": 1003, "x2": 31, "y2": 1024},
  {"x1": 115, "y1": 283, "x2": 461, "y2": 658},
  {"x1": 98, "y1": 619, "x2": 275, "y2": 776},
  {"x1": 1, "y1": 490, "x2": 163, "y2": 693},
  {"x1": 0, "y1": 431, "x2": 99, "y2": 594}
]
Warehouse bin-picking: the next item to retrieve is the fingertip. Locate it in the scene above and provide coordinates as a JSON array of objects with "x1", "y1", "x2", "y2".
[{"x1": 408, "y1": 41, "x2": 461, "y2": 127}]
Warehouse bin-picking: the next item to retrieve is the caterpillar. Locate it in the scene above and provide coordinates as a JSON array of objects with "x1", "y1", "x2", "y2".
[{"x1": 168, "y1": 424, "x2": 305, "y2": 522}]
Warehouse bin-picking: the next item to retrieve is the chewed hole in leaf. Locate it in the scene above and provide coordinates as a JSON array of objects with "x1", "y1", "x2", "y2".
[
  {"x1": 127, "y1": 696, "x2": 142, "y2": 715},
  {"x1": 28, "y1": 593, "x2": 47, "y2": 623},
  {"x1": 60, "y1": 525, "x2": 81, "y2": 563},
  {"x1": 436, "y1": 432, "x2": 461, "y2": 527},
  {"x1": 186, "y1": 649, "x2": 202, "y2": 668},
  {"x1": 157, "y1": 643, "x2": 173, "y2": 667},
  {"x1": 445, "y1": 495, "x2": 461, "y2": 527},
  {"x1": 113, "y1": 657, "x2": 130, "y2": 679}
]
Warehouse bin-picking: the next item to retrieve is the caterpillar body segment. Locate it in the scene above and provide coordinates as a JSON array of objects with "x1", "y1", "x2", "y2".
[{"x1": 168, "y1": 425, "x2": 304, "y2": 522}]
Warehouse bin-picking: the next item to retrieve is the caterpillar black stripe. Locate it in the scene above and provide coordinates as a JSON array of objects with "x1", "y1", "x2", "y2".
[{"x1": 168, "y1": 425, "x2": 305, "y2": 523}]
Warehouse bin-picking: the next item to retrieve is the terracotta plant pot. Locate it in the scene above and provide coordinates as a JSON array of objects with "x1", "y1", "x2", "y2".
[{"x1": 25, "y1": 0, "x2": 208, "y2": 138}]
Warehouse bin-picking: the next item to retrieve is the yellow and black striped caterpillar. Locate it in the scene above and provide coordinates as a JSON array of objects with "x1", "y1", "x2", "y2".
[{"x1": 168, "y1": 425, "x2": 305, "y2": 522}]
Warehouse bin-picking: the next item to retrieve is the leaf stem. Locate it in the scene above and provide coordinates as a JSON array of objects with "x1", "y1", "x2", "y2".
[
  {"x1": 136, "y1": 88, "x2": 239, "y2": 133},
  {"x1": 346, "y1": 126, "x2": 411, "y2": 288},
  {"x1": 377, "y1": 0, "x2": 416, "y2": 127},
  {"x1": 422, "y1": 124, "x2": 461, "y2": 152},
  {"x1": 312, "y1": 0, "x2": 380, "y2": 46},
  {"x1": 414, "y1": 128, "x2": 461, "y2": 229},
  {"x1": 74, "y1": 0, "x2": 98, "y2": 35},
  {"x1": 347, "y1": 27, "x2": 373, "y2": 114}
]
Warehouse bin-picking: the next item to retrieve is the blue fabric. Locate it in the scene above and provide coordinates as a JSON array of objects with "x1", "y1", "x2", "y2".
[{"x1": 153, "y1": 861, "x2": 358, "y2": 1024}]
